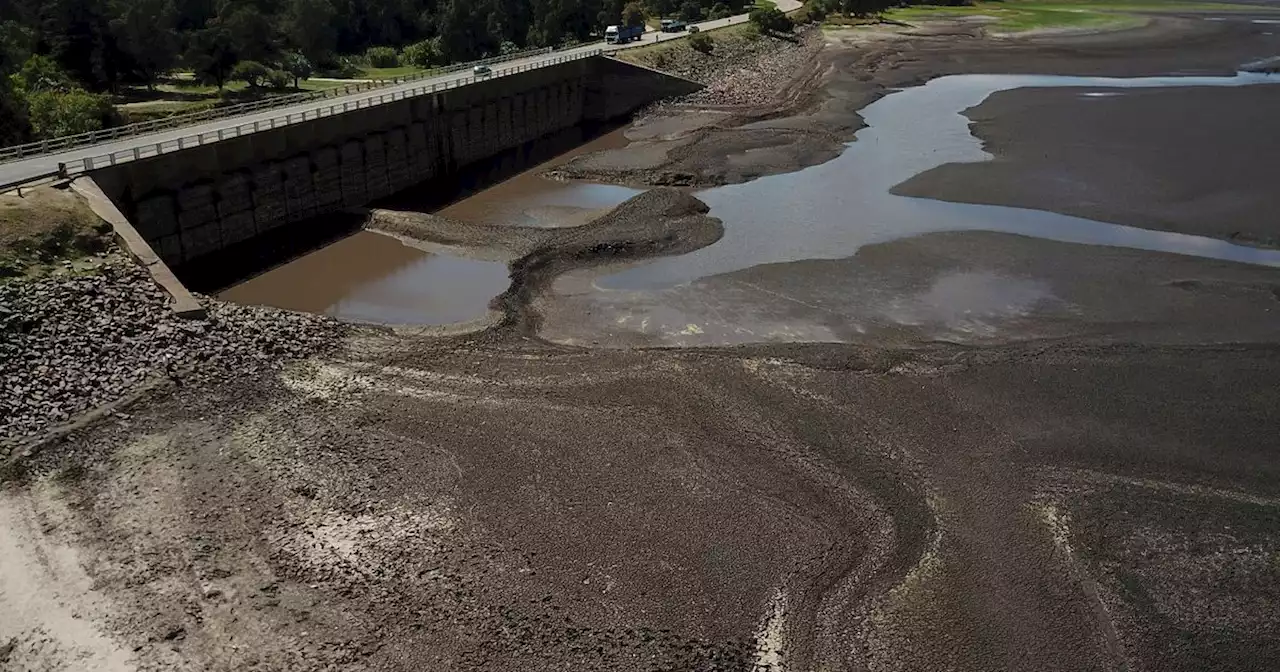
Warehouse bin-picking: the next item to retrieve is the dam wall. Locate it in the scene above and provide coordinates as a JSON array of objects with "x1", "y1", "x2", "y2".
[{"x1": 88, "y1": 56, "x2": 701, "y2": 269}]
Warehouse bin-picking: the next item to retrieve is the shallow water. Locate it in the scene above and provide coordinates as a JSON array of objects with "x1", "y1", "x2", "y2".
[
  {"x1": 219, "y1": 231, "x2": 509, "y2": 325},
  {"x1": 600, "y1": 71, "x2": 1280, "y2": 290}
]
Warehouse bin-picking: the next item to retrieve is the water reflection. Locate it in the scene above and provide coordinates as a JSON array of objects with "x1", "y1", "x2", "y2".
[
  {"x1": 599, "y1": 71, "x2": 1280, "y2": 290},
  {"x1": 220, "y1": 231, "x2": 510, "y2": 325}
]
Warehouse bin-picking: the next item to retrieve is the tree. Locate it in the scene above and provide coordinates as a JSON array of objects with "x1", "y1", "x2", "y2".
[
  {"x1": 230, "y1": 59, "x2": 270, "y2": 87},
  {"x1": 688, "y1": 29, "x2": 713, "y2": 53},
  {"x1": 186, "y1": 22, "x2": 237, "y2": 88},
  {"x1": 678, "y1": 0, "x2": 701, "y2": 22},
  {"x1": 402, "y1": 37, "x2": 442, "y2": 68},
  {"x1": 25, "y1": 88, "x2": 117, "y2": 137},
  {"x1": 220, "y1": 3, "x2": 279, "y2": 65},
  {"x1": 749, "y1": 6, "x2": 792, "y2": 33},
  {"x1": 708, "y1": 2, "x2": 732, "y2": 19},
  {"x1": 281, "y1": 51, "x2": 312, "y2": 87},
  {"x1": 283, "y1": 0, "x2": 337, "y2": 63},
  {"x1": 622, "y1": 1, "x2": 645, "y2": 27},
  {"x1": 0, "y1": 75, "x2": 32, "y2": 146},
  {"x1": 10, "y1": 55, "x2": 75, "y2": 93},
  {"x1": 109, "y1": 0, "x2": 179, "y2": 89},
  {"x1": 41, "y1": 0, "x2": 123, "y2": 91}
]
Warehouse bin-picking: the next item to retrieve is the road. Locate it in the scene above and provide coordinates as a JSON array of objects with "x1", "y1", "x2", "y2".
[{"x1": 0, "y1": 0, "x2": 801, "y2": 189}]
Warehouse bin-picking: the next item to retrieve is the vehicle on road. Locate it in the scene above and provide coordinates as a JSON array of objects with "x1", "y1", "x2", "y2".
[
  {"x1": 605, "y1": 24, "x2": 644, "y2": 43},
  {"x1": 660, "y1": 19, "x2": 688, "y2": 32},
  {"x1": 473, "y1": 64, "x2": 493, "y2": 78}
]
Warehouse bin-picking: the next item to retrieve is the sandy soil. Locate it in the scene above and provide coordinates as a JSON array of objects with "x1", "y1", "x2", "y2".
[{"x1": 4, "y1": 11, "x2": 1280, "y2": 672}]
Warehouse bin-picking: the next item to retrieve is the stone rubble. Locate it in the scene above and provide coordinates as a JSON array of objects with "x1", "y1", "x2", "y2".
[
  {"x1": 0, "y1": 254, "x2": 346, "y2": 455},
  {"x1": 641, "y1": 27, "x2": 824, "y2": 108}
]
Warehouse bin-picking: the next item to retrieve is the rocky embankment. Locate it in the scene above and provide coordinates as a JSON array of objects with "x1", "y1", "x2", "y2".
[
  {"x1": 0, "y1": 253, "x2": 346, "y2": 457},
  {"x1": 627, "y1": 26, "x2": 824, "y2": 108}
]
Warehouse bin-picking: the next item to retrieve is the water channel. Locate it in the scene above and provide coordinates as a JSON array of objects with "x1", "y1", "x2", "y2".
[{"x1": 220, "y1": 71, "x2": 1280, "y2": 330}]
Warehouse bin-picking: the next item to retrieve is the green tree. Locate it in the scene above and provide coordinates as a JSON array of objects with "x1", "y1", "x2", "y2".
[
  {"x1": 0, "y1": 76, "x2": 32, "y2": 146},
  {"x1": 230, "y1": 59, "x2": 270, "y2": 87},
  {"x1": 41, "y1": 0, "x2": 123, "y2": 91},
  {"x1": 281, "y1": 51, "x2": 312, "y2": 87},
  {"x1": 109, "y1": 0, "x2": 179, "y2": 89},
  {"x1": 220, "y1": 2, "x2": 279, "y2": 64},
  {"x1": 26, "y1": 88, "x2": 117, "y2": 137},
  {"x1": 749, "y1": 6, "x2": 792, "y2": 32},
  {"x1": 402, "y1": 37, "x2": 442, "y2": 68},
  {"x1": 678, "y1": 0, "x2": 701, "y2": 22},
  {"x1": 283, "y1": 0, "x2": 337, "y2": 63},
  {"x1": 622, "y1": 1, "x2": 645, "y2": 27},
  {"x1": 708, "y1": 2, "x2": 731, "y2": 19},
  {"x1": 185, "y1": 22, "x2": 237, "y2": 88},
  {"x1": 10, "y1": 55, "x2": 76, "y2": 93}
]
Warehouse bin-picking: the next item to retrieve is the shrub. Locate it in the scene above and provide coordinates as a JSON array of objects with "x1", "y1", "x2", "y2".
[
  {"x1": 25, "y1": 89, "x2": 118, "y2": 139},
  {"x1": 266, "y1": 69, "x2": 291, "y2": 89},
  {"x1": 749, "y1": 6, "x2": 794, "y2": 32},
  {"x1": 708, "y1": 2, "x2": 734, "y2": 19},
  {"x1": 365, "y1": 46, "x2": 399, "y2": 68},
  {"x1": 282, "y1": 52, "x2": 313, "y2": 87},
  {"x1": 689, "y1": 31, "x2": 714, "y2": 54},
  {"x1": 402, "y1": 38, "x2": 443, "y2": 68},
  {"x1": 230, "y1": 60, "x2": 271, "y2": 87}
]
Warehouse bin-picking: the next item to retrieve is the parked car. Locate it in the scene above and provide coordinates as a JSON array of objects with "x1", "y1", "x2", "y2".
[{"x1": 473, "y1": 64, "x2": 492, "y2": 78}]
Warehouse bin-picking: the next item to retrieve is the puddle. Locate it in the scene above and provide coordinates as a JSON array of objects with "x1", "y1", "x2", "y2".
[
  {"x1": 596, "y1": 71, "x2": 1280, "y2": 291},
  {"x1": 219, "y1": 231, "x2": 509, "y2": 325}
]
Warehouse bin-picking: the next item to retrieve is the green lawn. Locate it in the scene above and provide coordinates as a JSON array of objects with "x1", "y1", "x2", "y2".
[
  {"x1": 885, "y1": 0, "x2": 1273, "y2": 32},
  {"x1": 356, "y1": 65, "x2": 427, "y2": 80}
]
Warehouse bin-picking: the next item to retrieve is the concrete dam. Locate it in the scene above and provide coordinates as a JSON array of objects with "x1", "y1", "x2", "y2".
[{"x1": 87, "y1": 55, "x2": 701, "y2": 272}]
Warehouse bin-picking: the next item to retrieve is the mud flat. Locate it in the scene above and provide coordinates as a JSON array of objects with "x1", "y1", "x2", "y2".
[
  {"x1": 894, "y1": 84, "x2": 1280, "y2": 248},
  {"x1": 3, "y1": 10, "x2": 1280, "y2": 672}
]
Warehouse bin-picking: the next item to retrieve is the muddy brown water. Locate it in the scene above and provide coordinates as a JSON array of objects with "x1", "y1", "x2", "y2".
[
  {"x1": 222, "y1": 72, "x2": 1280, "y2": 330},
  {"x1": 218, "y1": 230, "x2": 510, "y2": 325}
]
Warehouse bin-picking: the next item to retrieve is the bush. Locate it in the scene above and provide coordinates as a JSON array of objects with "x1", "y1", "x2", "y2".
[
  {"x1": 402, "y1": 38, "x2": 443, "y2": 68},
  {"x1": 749, "y1": 6, "x2": 794, "y2": 32},
  {"x1": 365, "y1": 46, "x2": 399, "y2": 68},
  {"x1": 679, "y1": 0, "x2": 703, "y2": 22},
  {"x1": 266, "y1": 69, "x2": 291, "y2": 89},
  {"x1": 689, "y1": 31, "x2": 714, "y2": 54},
  {"x1": 708, "y1": 2, "x2": 734, "y2": 19},
  {"x1": 25, "y1": 89, "x2": 118, "y2": 139},
  {"x1": 282, "y1": 52, "x2": 313, "y2": 87},
  {"x1": 230, "y1": 60, "x2": 271, "y2": 87}
]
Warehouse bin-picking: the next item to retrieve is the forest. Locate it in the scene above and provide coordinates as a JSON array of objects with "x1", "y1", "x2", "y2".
[{"x1": 0, "y1": 0, "x2": 914, "y2": 146}]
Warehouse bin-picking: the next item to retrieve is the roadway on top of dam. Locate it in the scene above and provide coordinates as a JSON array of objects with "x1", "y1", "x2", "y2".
[{"x1": 0, "y1": 0, "x2": 801, "y2": 190}]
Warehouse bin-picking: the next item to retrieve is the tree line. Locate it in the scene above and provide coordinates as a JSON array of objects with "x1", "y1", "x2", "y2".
[
  {"x1": 0, "y1": 0, "x2": 953, "y2": 146},
  {"x1": 0, "y1": 0, "x2": 766, "y2": 145}
]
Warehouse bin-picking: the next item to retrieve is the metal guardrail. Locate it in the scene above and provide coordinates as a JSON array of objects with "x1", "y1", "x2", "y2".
[
  {"x1": 47, "y1": 49, "x2": 600, "y2": 175},
  {"x1": 0, "y1": 47, "x2": 556, "y2": 165}
]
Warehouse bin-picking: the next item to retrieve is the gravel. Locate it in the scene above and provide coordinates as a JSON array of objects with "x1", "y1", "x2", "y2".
[
  {"x1": 0, "y1": 253, "x2": 346, "y2": 455},
  {"x1": 633, "y1": 27, "x2": 824, "y2": 108}
]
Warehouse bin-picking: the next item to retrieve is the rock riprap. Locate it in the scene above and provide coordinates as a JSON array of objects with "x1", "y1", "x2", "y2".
[{"x1": 0, "y1": 255, "x2": 345, "y2": 454}]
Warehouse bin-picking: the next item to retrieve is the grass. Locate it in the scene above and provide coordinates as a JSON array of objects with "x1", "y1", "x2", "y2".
[
  {"x1": 615, "y1": 20, "x2": 764, "y2": 67},
  {"x1": 0, "y1": 188, "x2": 112, "y2": 279},
  {"x1": 884, "y1": 0, "x2": 1273, "y2": 32},
  {"x1": 356, "y1": 65, "x2": 427, "y2": 80},
  {"x1": 755, "y1": 0, "x2": 778, "y2": 8},
  {"x1": 111, "y1": 76, "x2": 350, "y2": 122}
]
